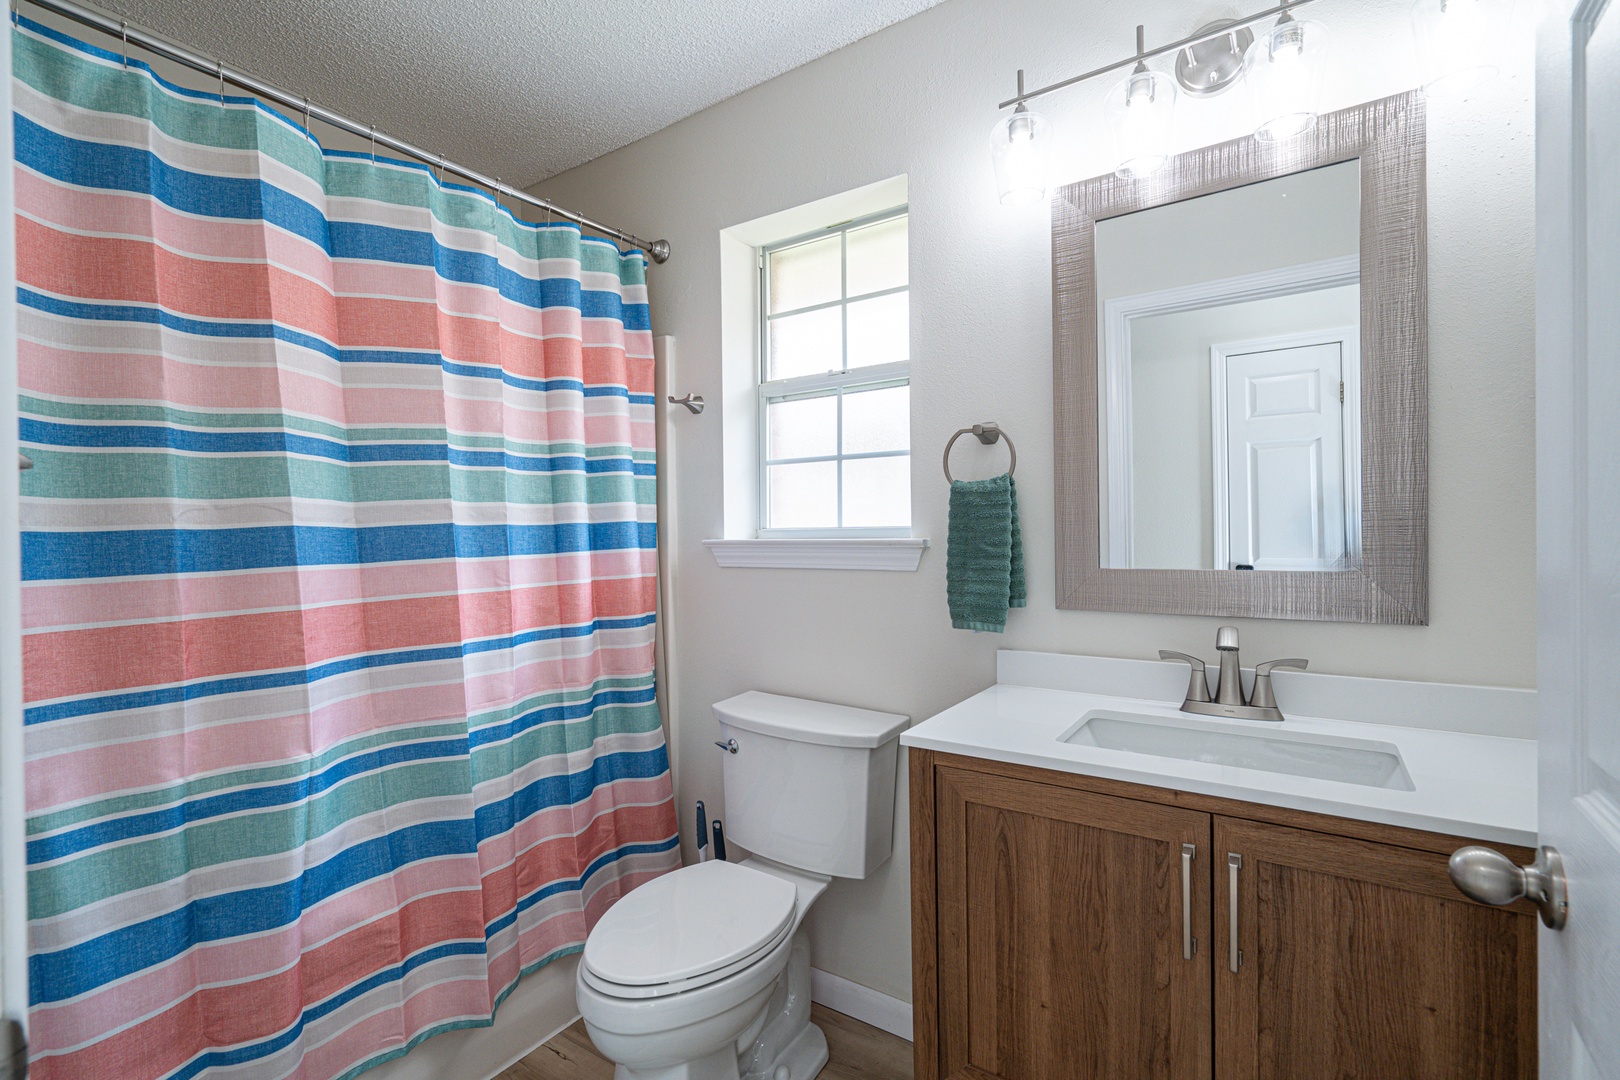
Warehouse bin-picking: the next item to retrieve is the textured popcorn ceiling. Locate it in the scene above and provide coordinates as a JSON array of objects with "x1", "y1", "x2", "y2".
[{"x1": 96, "y1": 0, "x2": 947, "y2": 186}]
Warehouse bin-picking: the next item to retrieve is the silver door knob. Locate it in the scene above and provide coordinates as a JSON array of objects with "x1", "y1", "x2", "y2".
[{"x1": 1448, "y1": 844, "x2": 1568, "y2": 929}]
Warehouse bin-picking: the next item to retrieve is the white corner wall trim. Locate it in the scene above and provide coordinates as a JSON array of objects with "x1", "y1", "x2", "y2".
[
  {"x1": 809, "y1": 967, "x2": 914, "y2": 1042},
  {"x1": 705, "y1": 538, "x2": 929, "y2": 571}
]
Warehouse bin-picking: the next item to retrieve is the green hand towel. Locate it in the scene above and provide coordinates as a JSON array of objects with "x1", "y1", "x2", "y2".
[{"x1": 946, "y1": 473, "x2": 1026, "y2": 632}]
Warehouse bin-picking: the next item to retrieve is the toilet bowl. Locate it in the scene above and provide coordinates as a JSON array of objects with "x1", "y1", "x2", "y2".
[
  {"x1": 576, "y1": 692, "x2": 910, "y2": 1080},
  {"x1": 577, "y1": 858, "x2": 829, "y2": 1080}
]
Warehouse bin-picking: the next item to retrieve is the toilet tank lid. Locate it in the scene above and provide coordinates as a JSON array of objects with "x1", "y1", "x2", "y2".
[{"x1": 712, "y1": 691, "x2": 909, "y2": 748}]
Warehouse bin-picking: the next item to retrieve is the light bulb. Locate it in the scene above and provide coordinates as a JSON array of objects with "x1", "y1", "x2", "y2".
[
  {"x1": 1244, "y1": 13, "x2": 1328, "y2": 143},
  {"x1": 990, "y1": 105, "x2": 1053, "y2": 205},
  {"x1": 1412, "y1": 0, "x2": 1508, "y2": 96},
  {"x1": 1105, "y1": 66, "x2": 1178, "y2": 180}
]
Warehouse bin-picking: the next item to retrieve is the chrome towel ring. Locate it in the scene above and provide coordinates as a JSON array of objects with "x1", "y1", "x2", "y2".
[{"x1": 943, "y1": 423, "x2": 1016, "y2": 483}]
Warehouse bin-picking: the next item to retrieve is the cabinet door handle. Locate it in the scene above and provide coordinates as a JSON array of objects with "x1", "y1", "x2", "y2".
[
  {"x1": 1227, "y1": 852, "x2": 1243, "y2": 973},
  {"x1": 1181, "y1": 843, "x2": 1197, "y2": 960}
]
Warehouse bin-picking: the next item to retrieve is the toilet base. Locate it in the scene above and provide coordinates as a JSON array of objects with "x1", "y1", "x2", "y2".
[
  {"x1": 744, "y1": 1022, "x2": 827, "y2": 1080},
  {"x1": 609, "y1": 1023, "x2": 826, "y2": 1080},
  {"x1": 739, "y1": 928, "x2": 824, "y2": 1080},
  {"x1": 610, "y1": 1042, "x2": 743, "y2": 1080}
]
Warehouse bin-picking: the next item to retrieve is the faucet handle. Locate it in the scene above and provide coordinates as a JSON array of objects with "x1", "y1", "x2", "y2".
[
  {"x1": 1159, "y1": 650, "x2": 1213, "y2": 703},
  {"x1": 1249, "y1": 658, "x2": 1308, "y2": 711}
]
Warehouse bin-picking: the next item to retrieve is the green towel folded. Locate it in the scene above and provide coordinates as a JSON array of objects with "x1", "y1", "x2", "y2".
[{"x1": 946, "y1": 473, "x2": 1026, "y2": 632}]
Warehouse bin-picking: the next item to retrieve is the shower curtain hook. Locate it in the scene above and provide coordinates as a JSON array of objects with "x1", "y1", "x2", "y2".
[
  {"x1": 435, "y1": 154, "x2": 445, "y2": 184},
  {"x1": 119, "y1": 20, "x2": 129, "y2": 68},
  {"x1": 369, "y1": 123, "x2": 376, "y2": 164},
  {"x1": 302, "y1": 96, "x2": 312, "y2": 142},
  {"x1": 495, "y1": 177, "x2": 503, "y2": 215},
  {"x1": 216, "y1": 61, "x2": 225, "y2": 106}
]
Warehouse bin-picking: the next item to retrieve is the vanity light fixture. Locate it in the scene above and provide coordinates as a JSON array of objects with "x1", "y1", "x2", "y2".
[
  {"x1": 1175, "y1": 21, "x2": 1256, "y2": 97},
  {"x1": 990, "y1": 71, "x2": 1054, "y2": 205},
  {"x1": 1105, "y1": 26, "x2": 1179, "y2": 179},
  {"x1": 1244, "y1": 2, "x2": 1330, "y2": 143},
  {"x1": 991, "y1": 0, "x2": 1323, "y2": 197},
  {"x1": 1410, "y1": 0, "x2": 1510, "y2": 97}
]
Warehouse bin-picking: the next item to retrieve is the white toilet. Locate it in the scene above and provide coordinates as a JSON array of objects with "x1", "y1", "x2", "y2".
[{"x1": 576, "y1": 690, "x2": 908, "y2": 1080}]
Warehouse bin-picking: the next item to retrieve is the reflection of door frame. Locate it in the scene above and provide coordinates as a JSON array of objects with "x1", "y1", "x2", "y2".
[
  {"x1": 1099, "y1": 255, "x2": 1359, "y2": 567},
  {"x1": 1209, "y1": 327, "x2": 1362, "y2": 571}
]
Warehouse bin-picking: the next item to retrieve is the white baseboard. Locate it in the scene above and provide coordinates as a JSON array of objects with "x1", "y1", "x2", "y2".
[{"x1": 809, "y1": 967, "x2": 913, "y2": 1043}]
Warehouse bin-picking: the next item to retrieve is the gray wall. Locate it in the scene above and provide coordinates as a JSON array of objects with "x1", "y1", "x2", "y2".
[{"x1": 533, "y1": 0, "x2": 1538, "y2": 1004}]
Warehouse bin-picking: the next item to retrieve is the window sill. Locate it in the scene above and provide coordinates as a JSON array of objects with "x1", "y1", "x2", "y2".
[{"x1": 704, "y1": 537, "x2": 929, "y2": 572}]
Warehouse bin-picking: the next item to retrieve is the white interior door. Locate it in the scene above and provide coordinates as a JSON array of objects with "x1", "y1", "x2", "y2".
[
  {"x1": 1537, "y1": 0, "x2": 1620, "y2": 1076},
  {"x1": 1214, "y1": 335, "x2": 1350, "y2": 571}
]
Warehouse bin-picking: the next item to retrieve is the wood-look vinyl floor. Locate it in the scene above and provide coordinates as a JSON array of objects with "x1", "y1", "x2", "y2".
[{"x1": 497, "y1": 1003, "x2": 913, "y2": 1080}]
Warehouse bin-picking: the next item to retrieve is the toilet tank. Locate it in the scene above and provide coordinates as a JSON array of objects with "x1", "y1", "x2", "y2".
[{"x1": 712, "y1": 691, "x2": 909, "y2": 879}]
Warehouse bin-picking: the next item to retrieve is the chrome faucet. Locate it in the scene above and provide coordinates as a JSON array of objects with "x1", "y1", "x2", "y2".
[{"x1": 1159, "y1": 626, "x2": 1307, "y2": 722}]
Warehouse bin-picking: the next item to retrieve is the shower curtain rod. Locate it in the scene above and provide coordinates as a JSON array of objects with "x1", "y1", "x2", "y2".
[{"x1": 18, "y1": 0, "x2": 673, "y2": 263}]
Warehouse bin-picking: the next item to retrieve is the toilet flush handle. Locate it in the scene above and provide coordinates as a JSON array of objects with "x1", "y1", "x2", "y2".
[{"x1": 714, "y1": 738, "x2": 738, "y2": 754}]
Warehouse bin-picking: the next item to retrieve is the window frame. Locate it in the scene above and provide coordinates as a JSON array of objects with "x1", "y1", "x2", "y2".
[{"x1": 756, "y1": 205, "x2": 911, "y2": 538}]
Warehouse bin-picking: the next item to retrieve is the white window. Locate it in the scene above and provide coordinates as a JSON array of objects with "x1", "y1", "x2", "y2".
[{"x1": 758, "y1": 208, "x2": 910, "y2": 535}]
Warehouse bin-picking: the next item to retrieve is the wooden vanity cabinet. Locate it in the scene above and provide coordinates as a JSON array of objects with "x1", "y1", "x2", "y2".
[
  {"x1": 927, "y1": 764, "x2": 1213, "y2": 1079},
  {"x1": 1215, "y1": 816, "x2": 1538, "y2": 1080},
  {"x1": 911, "y1": 750, "x2": 1539, "y2": 1080}
]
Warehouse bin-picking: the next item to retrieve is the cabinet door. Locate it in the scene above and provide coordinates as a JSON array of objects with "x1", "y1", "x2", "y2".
[
  {"x1": 932, "y1": 766, "x2": 1212, "y2": 1080},
  {"x1": 1214, "y1": 816, "x2": 1537, "y2": 1080}
]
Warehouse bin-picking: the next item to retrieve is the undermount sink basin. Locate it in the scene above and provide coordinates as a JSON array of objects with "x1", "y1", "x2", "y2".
[{"x1": 1060, "y1": 710, "x2": 1415, "y2": 791}]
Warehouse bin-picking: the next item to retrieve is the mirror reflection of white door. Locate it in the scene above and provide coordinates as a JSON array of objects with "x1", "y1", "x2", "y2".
[
  {"x1": 1537, "y1": 0, "x2": 1620, "y2": 1075},
  {"x1": 1211, "y1": 329, "x2": 1359, "y2": 571}
]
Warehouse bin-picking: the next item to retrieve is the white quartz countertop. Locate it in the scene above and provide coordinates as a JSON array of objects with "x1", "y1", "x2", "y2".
[{"x1": 902, "y1": 681, "x2": 1538, "y2": 848}]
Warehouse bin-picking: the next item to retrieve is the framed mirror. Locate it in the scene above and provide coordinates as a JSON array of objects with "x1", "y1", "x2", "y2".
[{"x1": 1054, "y1": 93, "x2": 1427, "y2": 624}]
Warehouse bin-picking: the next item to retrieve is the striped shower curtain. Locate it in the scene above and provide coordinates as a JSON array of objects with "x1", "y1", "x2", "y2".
[{"x1": 12, "y1": 16, "x2": 679, "y2": 1079}]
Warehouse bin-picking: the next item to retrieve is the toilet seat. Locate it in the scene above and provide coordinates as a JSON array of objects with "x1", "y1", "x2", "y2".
[{"x1": 581, "y1": 861, "x2": 798, "y2": 1001}]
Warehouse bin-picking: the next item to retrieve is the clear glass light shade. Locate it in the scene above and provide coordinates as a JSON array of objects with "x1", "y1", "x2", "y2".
[
  {"x1": 989, "y1": 107, "x2": 1053, "y2": 205},
  {"x1": 1411, "y1": 0, "x2": 1508, "y2": 96},
  {"x1": 1104, "y1": 68, "x2": 1178, "y2": 179},
  {"x1": 1243, "y1": 17, "x2": 1329, "y2": 143}
]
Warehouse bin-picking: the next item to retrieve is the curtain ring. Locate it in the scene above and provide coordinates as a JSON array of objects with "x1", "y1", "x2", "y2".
[
  {"x1": 120, "y1": 20, "x2": 129, "y2": 68},
  {"x1": 302, "y1": 96, "x2": 312, "y2": 142},
  {"x1": 369, "y1": 123, "x2": 377, "y2": 164},
  {"x1": 217, "y1": 61, "x2": 225, "y2": 106}
]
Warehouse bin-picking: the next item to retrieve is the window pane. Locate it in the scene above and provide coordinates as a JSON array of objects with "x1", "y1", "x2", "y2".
[
  {"x1": 842, "y1": 455, "x2": 911, "y2": 528},
  {"x1": 769, "y1": 306, "x2": 841, "y2": 380},
  {"x1": 768, "y1": 234, "x2": 841, "y2": 314},
  {"x1": 846, "y1": 292, "x2": 908, "y2": 369},
  {"x1": 767, "y1": 395, "x2": 837, "y2": 460},
  {"x1": 842, "y1": 385, "x2": 910, "y2": 454},
  {"x1": 767, "y1": 461, "x2": 838, "y2": 530},
  {"x1": 845, "y1": 216, "x2": 908, "y2": 297}
]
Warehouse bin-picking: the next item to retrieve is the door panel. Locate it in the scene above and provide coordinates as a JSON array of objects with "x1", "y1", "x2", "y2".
[
  {"x1": 1217, "y1": 338, "x2": 1349, "y2": 570},
  {"x1": 933, "y1": 767, "x2": 1211, "y2": 1080},
  {"x1": 1537, "y1": 0, "x2": 1620, "y2": 1075},
  {"x1": 1215, "y1": 817, "x2": 1536, "y2": 1080}
]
